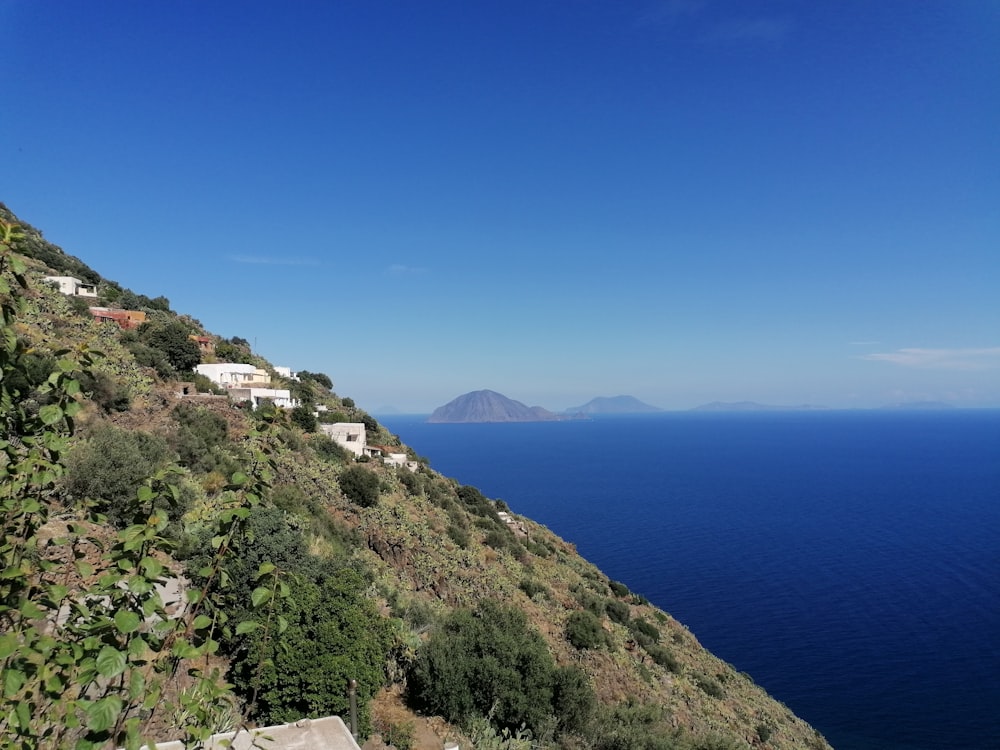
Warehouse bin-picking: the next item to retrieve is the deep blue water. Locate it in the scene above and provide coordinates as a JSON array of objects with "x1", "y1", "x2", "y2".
[{"x1": 379, "y1": 411, "x2": 1000, "y2": 750}]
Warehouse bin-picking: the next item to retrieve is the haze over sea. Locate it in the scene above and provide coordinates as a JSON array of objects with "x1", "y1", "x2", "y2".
[{"x1": 380, "y1": 411, "x2": 1000, "y2": 750}]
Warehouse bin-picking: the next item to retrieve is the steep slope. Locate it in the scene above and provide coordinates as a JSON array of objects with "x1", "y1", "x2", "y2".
[{"x1": 0, "y1": 204, "x2": 833, "y2": 750}]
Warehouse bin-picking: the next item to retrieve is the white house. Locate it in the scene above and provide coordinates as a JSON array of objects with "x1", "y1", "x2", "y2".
[
  {"x1": 229, "y1": 387, "x2": 298, "y2": 410},
  {"x1": 273, "y1": 365, "x2": 299, "y2": 380},
  {"x1": 195, "y1": 363, "x2": 270, "y2": 388},
  {"x1": 319, "y1": 422, "x2": 367, "y2": 457},
  {"x1": 383, "y1": 451, "x2": 419, "y2": 472},
  {"x1": 43, "y1": 275, "x2": 97, "y2": 297},
  {"x1": 365, "y1": 444, "x2": 418, "y2": 472}
]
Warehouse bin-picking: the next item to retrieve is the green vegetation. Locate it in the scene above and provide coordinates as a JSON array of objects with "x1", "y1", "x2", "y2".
[
  {"x1": 138, "y1": 318, "x2": 201, "y2": 373},
  {"x1": 0, "y1": 230, "x2": 254, "y2": 748},
  {"x1": 0, "y1": 207, "x2": 834, "y2": 750},
  {"x1": 409, "y1": 600, "x2": 583, "y2": 735},
  {"x1": 63, "y1": 424, "x2": 174, "y2": 528},
  {"x1": 339, "y1": 464, "x2": 381, "y2": 507},
  {"x1": 566, "y1": 610, "x2": 608, "y2": 650}
]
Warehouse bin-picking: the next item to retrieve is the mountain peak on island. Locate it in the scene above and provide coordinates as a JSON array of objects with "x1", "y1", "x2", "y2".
[
  {"x1": 428, "y1": 389, "x2": 572, "y2": 423},
  {"x1": 565, "y1": 395, "x2": 662, "y2": 414}
]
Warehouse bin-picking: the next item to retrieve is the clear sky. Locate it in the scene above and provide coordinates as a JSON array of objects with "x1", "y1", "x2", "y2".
[{"x1": 2, "y1": 1, "x2": 998, "y2": 412}]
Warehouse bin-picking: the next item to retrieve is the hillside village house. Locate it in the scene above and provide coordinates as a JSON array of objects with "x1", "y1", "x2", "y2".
[
  {"x1": 320, "y1": 422, "x2": 367, "y2": 457},
  {"x1": 43, "y1": 275, "x2": 97, "y2": 297},
  {"x1": 273, "y1": 365, "x2": 298, "y2": 380},
  {"x1": 88, "y1": 306, "x2": 146, "y2": 330},
  {"x1": 228, "y1": 387, "x2": 298, "y2": 410},
  {"x1": 319, "y1": 426, "x2": 419, "y2": 471},
  {"x1": 195, "y1": 363, "x2": 298, "y2": 410},
  {"x1": 195, "y1": 363, "x2": 271, "y2": 387},
  {"x1": 189, "y1": 335, "x2": 214, "y2": 355},
  {"x1": 366, "y1": 444, "x2": 419, "y2": 472}
]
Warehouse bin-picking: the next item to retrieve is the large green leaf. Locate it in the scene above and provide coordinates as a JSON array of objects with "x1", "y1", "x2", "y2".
[
  {"x1": 95, "y1": 645, "x2": 127, "y2": 678},
  {"x1": 114, "y1": 610, "x2": 141, "y2": 634},
  {"x1": 85, "y1": 695, "x2": 123, "y2": 732},
  {"x1": 38, "y1": 403, "x2": 64, "y2": 425}
]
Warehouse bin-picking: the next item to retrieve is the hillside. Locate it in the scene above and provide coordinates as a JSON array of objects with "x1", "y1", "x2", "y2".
[
  {"x1": 565, "y1": 395, "x2": 662, "y2": 414},
  {"x1": 0, "y1": 204, "x2": 833, "y2": 750},
  {"x1": 428, "y1": 389, "x2": 572, "y2": 423}
]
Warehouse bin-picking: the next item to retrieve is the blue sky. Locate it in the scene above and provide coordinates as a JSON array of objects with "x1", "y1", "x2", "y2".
[{"x1": 2, "y1": 1, "x2": 998, "y2": 412}]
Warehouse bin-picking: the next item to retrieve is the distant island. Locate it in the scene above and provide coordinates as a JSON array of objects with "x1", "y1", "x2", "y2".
[
  {"x1": 691, "y1": 401, "x2": 829, "y2": 412},
  {"x1": 880, "y1": 401, "x2": 956, "y2": 410},
  {"x1": 428, "y1": 390, "x2": 578, "y2": 423},
  {"x1": 564, "y1": 395, "x2": 662, "y2": 414}
]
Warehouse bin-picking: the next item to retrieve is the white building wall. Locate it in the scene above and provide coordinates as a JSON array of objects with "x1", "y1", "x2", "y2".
[
  {"x1": 319, "y1": 422, "x2": 367, "y2": 456},
  {"x1": 195, "y1": 363, "x2": 259, "y2": 386},
  {"x1": 43, "y1": 276, "x2": 98, "y2": 297}
]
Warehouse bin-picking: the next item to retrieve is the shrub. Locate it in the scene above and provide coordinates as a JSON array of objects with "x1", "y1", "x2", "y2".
[
  {"x1": 409, "y1": 600, "x2": 555, "y2": 734},
  {"x1": 447, "y1": 524, "x2": 470, "y2": 548},
  {"x1": 572, "y1": 587, "x2": 607, "y2": 617},
  {"x1": 80, "y1": 370, "x2": 131, "y2": 413},
  {"x1": 339, "y1": 465, "x2": 380, "y2": 507},
  {"x1": 398, "y1": 468, "x2": 422, "y2": 496},
  {"x1": 191, "y1": 372, "x2": 223, "y2": 394},
  {"x1": 589, "y1": 701, "x2": 678, "y2": 750},
  {"x1": 695, "y1": 675, "x2": 724, "y2": 699},
  {"x1": 645, "y1": 645, "x2": 680, "y2": 673},
  {"x1": 63, "y1": 425, "x2": 173, "y2": 527},
  {"x1": 171, "y1": 403, "x2": 235, "y2": 476},
  {"x1": 311, "y1": 434, "x2": 351, "y2": 464},
  {"x1": 552, "y1": 665, "x2": 595, "y2": 734},
  {"x1": 525, "y1": 540, "x2": 550, "y2": 557},
  {"x1": 629, "y1": 618, "x2": 660, "y2": 644},
  {"x1": 566, "y1": 610, "x2": 606, "y2": 650},
  {"x1": 374, "y1": 719, "x2": 414, "y2": 750},
  {"x1": 126, "y1": 340, "x2": 174, "y2": 378},
  {"x1": 519, "y1": 578, "x2": 549, "y2": 600},
  {"x1": 484, "y1": 528, "x2": 519, "y2": 554},
  {"x1": 606, "y1": 599, "x2": 630, "y2": 625},
  {"x1": 609, "y1": 580, "x2": 631, "y2": 598}
]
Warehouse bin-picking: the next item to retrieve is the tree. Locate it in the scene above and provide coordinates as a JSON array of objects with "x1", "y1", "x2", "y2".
[
  {"x1": 214, "y1": 340, "x2": 253, "y2": 364},
  {"x1": 290, "y1": 405, "x2": 317, "y2": 433},
  {"x1": 139, "y1": 319, "x2": 201, "y2": 373},
  {"x1": 188, "y1": 507, "x2": 392, "y2": 732},
  {"x1": 231, "y1": 567, "x2": 393, "y2": 731},
  {"x1": 409, "y1": 600, "x2": 556, "y2": 734}
]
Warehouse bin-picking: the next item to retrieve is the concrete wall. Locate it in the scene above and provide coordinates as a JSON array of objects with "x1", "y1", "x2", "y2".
[{"x1": 320, "y1": 422, "x2": 367, "y2": 456}]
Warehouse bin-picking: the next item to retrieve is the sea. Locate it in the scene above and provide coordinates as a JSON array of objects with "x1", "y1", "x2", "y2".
[{"x1": 378, "y1": 410, "x2": 1000, "y2": 750}]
